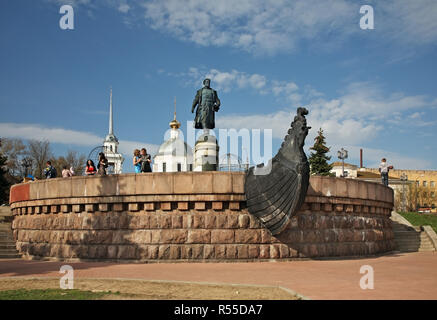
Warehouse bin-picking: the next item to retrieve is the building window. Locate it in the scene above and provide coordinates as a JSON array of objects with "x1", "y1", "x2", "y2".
[
  {"x1": 431, "y1": 181, "x2": 435, "y2": 187},
  {"x1": 177, "y1": 163, "x2": 181, "y2": 172},
  {"x1": 162, "y1": 162, "x2": 166, "y2": 172},
  {"x1": 432, "y1": 192, "x2": 435, "y2": 198},
  {"x1": 188, "y1": 164, "x2": 193, "y2": 171},
  {"x1": 416, "y1": 181, "x2": 420, "y2": 186},
  {"x1": 423, "y1": 181, "x2": 427, "y2": 187}
]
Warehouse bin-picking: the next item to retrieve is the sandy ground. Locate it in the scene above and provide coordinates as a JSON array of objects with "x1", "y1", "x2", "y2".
[{"x1": 0, "y1": 278, "x2": 298, "y2": 300}]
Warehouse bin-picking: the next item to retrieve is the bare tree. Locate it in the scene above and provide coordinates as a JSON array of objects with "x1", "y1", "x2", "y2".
[
  {"x1": 28, "y1": 140, "x2": 53, "y2": 179},
  {"x1": 52, "y1": 151, "x2": 86, "y2": 177},
  {"x1": 65, "y1": 150, "x2": 86, "y2": 176},
  {"x1": 0, "y1": 138, "x2": 28, "y2": 176}
]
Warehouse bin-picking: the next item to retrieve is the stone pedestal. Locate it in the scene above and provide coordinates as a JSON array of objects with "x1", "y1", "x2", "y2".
[{"x1": 194, "y1": 130, "x2": 219, "y2": 171}]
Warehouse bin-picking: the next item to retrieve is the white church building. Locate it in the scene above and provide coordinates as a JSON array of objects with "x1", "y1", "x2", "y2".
[{"x1": 153, "y1": 99, "x2": 193, "y2": 172}]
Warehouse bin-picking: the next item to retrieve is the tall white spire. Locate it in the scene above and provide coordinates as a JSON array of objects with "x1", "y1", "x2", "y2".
[
  {"x1": 109, "y1": 87, "x2": 113, "y2": 135},
  {"x1": 103, "y1": 86, "x2": 123, "y2": 174}
]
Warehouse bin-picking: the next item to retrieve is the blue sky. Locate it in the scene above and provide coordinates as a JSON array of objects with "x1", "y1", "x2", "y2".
[{"x1": 1, "y1": 0, "x2": 436, "y2": 172}]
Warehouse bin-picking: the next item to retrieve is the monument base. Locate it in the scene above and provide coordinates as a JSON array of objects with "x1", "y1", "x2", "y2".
[
  {"x1": 193, "y1": 129, "x2": 219, "y2": 171},
  {"x1": 9, "y1": 174, "x2": 396, "y2": 262}
]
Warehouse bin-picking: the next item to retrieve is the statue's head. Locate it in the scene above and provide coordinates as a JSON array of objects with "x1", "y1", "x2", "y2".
[{"x1": 203, "y1": 78, "x2": 211, "y2": 87}]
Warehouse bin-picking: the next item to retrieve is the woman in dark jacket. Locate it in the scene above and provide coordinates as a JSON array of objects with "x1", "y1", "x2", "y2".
[
  {"x1": 140, "y1": 148, "x2": 152, "y2": 172},
  {"x1": 97, "y1": 152, "x2": 109, "y2": 175}
]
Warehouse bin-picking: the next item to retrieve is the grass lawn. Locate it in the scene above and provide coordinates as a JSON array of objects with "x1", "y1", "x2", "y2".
[
  {"x1": 0, "y1": 288, "x2": 118, "y2": 300},
  {"x1": 0, "y1": 278, "x2": 299, "y2": 300},
  {"x1": 399, "y1": 212, "x2": 437, "y2": 233}
]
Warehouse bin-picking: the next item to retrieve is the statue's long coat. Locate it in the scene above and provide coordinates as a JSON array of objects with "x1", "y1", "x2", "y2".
[{"x1": 192, "y1": 87, "x2": 220, "y2": 129}]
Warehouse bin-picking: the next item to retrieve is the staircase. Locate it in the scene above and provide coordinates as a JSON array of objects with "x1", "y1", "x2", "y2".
[
  {"x1": 0, "y1": 206, "x2": 21, "y2": 259},
  {"x1": 392, "y1": 220, "x2": 436, "y2": 253}
]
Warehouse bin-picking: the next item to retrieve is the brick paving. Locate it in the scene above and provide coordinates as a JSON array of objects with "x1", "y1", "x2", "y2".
[{"x1": 0, "y1": 252, "x2": 436, "y2": 300}]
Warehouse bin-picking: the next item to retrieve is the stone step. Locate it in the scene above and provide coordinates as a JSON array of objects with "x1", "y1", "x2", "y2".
[
  {"x1": 395, "y1": 238, "x2": 431, "y2": 243},
  {"x1": 393, "y1": 230, "x2": 421, "y2": 234},
  {"x1": 0, "y1": 244, "x2": 16, "y2": 249},
  {"x1": 397, "y1": 245, "x2": 434, "y2": 251},
  {"x1": 395, "y1": 237, "x2": 431, "y2": 242},
  {"x1": 0, "y1": 233, "x2": 12, "y2": 237},
  {"x1": 0, "y1": 249, "x2": 19, "y2": 255},
  {"x1": 395, "y1": 241, "x2": 432, "y2": 247},
  {"x1": 392, "y1": 226, "x2": 415, "y2": 231},
  {"x1": 393, "y1": 235, "x2": 421, "y2": 239},
  {"x1": 0, "y1": 253, "x2": 21, "y2": 259}
]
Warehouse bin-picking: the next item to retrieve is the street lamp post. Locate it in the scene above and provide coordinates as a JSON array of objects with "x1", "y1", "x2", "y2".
[
  {"x1": 21, "y1": 157, "x2": 33, "y2": 178},
  {"x1": 337, "y1": 148, "x2": 348, "y2": 177},
  {"x1": 400, "y1": 173, "x2": 408, "y2": 212}
]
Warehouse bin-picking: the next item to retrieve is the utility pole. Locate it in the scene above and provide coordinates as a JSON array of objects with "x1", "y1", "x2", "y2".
[
  {"x1": 400, "y1": 173, "x2": 408, "y2": 212},
  {"x1": 337, "y1": 148, "x2": 348, "y2": 177}
]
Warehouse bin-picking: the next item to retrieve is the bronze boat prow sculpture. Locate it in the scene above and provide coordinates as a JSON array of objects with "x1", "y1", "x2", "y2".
[{"x1": 244, "y1": 108, "x2": 311, "y2": 235}]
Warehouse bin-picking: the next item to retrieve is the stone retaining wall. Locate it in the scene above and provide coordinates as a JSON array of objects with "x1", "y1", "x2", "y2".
[{"x1": 9, "y1": 172, "x2": 395, "y2": 261}]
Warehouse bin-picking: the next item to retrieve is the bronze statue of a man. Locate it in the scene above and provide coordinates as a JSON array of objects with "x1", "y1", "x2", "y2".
[{"x1": 191, "y1": 78, "x2": 221, "y2": 129}]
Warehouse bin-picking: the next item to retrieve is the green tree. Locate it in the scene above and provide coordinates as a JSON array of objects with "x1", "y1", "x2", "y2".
[{"x1": 308, "y1": 128, "x2": 333, "y2": 176}]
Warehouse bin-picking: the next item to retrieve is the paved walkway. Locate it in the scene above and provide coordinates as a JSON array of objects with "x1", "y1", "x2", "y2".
[{"x1": 0, "y1": 252, "x2": 436, "y2": 299}]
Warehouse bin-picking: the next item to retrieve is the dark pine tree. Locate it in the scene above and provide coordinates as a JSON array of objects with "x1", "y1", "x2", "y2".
[
  {"x1": 0, "y1": 151, "x2": 10, "y2": 204},
  {"x1": 308, "y1": 128, "x2": 333, "y2": 176}
]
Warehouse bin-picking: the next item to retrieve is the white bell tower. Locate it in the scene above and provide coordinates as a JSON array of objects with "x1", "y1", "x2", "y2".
[{"x1": 103, "y1": 87, "x2": 124, "y2": 174}]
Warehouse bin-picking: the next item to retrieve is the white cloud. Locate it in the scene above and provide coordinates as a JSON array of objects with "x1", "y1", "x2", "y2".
[
  {"x1": 0, "y1": 122, "x2": 159, "y2": 157},
  {"x1": 45, "y1": 0, "x2": 437, "y2": 55},
  {"x1": 118, "y1": 4, "x2": 130, "y2": 13},
  {"x1": 185, "y1": 68, "x2": 267, "y2": 93},
  {"x1": 142, "y1": 0, "x2": 357, "y2": 54},
  {"x1": 379, "y1": 0, "x2": 437, "y2": 46},
  {"x1": 140, "y1": 0, "x2": 437, "y2": 54},
  {"x1": 207, "y1": 68, "x2": 436, "y2": 170}
]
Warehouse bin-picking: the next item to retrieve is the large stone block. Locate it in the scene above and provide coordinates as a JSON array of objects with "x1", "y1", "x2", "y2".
[
  {"x1": 160, "y1": 230, "x2": 188, "y2": 244},
  {"x1": 212, "y1": 173, "x2": 232, "y2": 193},
  {"x1": 336, "y1": 178, "x2": 348, "y2": 198},
  {"x1": 203, "y1": 245, "x2": 215, "y2": 259},
  {"x1": 152, "y1": 174, "x2": 174, "y2": 194},
  {"x1": 135, "y1": 174, "x2": 155, "y2": 195},
  {"x1": 187, "y1": 230, "x2": 211, "y2": 244},
  {"x1": 211, "y1": 230, "x2": 234, "y2": 244},
  {"x1": 192, "y1": 173, "x2": 213, "y2": 193},
  {"x1": 321, "y1": 177, "x2": 336, "y2": 197},
  {"x1": 232, "y1": 173, "x2": 245, "y2": 194},
  {"x1": 235, "y1": 230, "x2": 261, "y2": 243},
  {"x1": 117, "y1": 175, "x2": 136, "y2": 195},
  {"x1": 367, "y1": 183, "x2": 377, "y2": 201},
  {"x1": 173, "y1": 173, "x2": 193, "y2": 194}
]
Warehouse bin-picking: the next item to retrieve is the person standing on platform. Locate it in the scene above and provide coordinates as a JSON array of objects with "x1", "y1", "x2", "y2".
[
  {"x1": 133, "y1": 149, "x2": 142, "y2": 173},
  {"x1": 140, "y1": 148, "x2": 152, "y2": 173},
  {"x1": 379, "y1": 158, "x2": 393, "y2": 187},
  {"x1": 85, "y1": 159, "x2": 97, "y2": 176},
  {"x1": 44, "y1": 161, "x2": 57, "y2": 179},
  {"x1": 97, "y1": 152, "x2": 109, "y2": 176},
  {"x1": 62, "y1": 165, "x2": 72, "y2": 178}
]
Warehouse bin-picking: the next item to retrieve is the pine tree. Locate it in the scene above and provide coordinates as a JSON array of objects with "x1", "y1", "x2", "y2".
[
  {"x1": 0, "y1": 151, "x2": 10, "y2": 205},
  {"x1": 308, "y1": 128, "x2": 333, "y2": 176}
]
